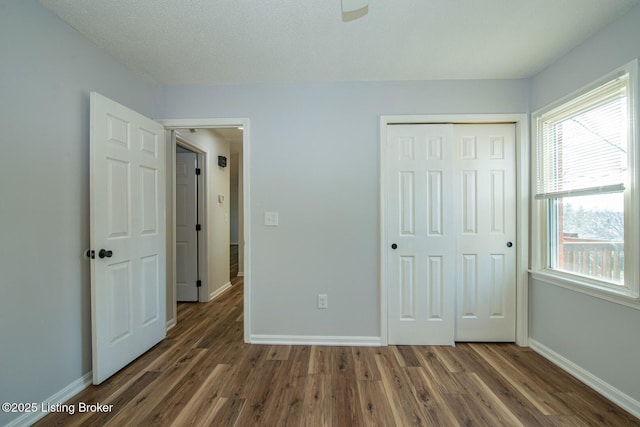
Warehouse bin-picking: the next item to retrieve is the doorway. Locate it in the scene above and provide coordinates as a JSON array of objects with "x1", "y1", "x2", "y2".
[
  {"x1": 380, "y1": 115, "x2": 530, "y2": 347},
  {"x1": 163, "y1": 119, "x2": 251, "y2": 343}
]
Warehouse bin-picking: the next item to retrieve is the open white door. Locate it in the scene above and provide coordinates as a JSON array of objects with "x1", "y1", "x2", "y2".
[
  {"x1": 176, "y1": 151, "x2": 199, "y2": 302},
  {"x1": 90, "y1": 92, "x2": 166, "y2": 385}
]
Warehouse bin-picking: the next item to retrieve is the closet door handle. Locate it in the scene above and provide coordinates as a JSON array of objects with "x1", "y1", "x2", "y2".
[{"x1": 391, "y1": 243, "x2": 398, "y2": 250}]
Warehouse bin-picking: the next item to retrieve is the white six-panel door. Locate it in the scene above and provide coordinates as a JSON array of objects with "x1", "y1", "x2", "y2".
[
  {"x1": 454, "y1": 124, "x2": 516, "y2": 341},
  {"x1": 175, "y1": 151, "x2": 199, "y2": 302},
  {"x1": 386, "y1": 123, "x2": 516, "y2": 344},
  {"x1": 90, "y1": 92, "x2": 166, "y2": 384},
  {"x1": 387, "y1": 124, "x2": 456, "y2": 345}
]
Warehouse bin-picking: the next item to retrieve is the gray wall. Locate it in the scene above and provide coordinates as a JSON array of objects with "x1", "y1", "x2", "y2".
[
  {"x1": 0, "y1": 1, "x2": 156, "y2": 425},
  {"x1": 156, "y1": 79, "x2": 529, "y2": 338},
  {"x1": 529, "y1": 3, "x2": 640, "y2": 403}
]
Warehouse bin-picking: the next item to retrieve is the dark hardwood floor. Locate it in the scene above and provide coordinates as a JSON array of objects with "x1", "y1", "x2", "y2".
[{"x1": 35, "y1": 247, "x2": 639, "y2": 426}]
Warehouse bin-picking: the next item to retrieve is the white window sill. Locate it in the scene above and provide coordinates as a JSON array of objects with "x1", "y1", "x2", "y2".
[{"x1": 529, "y1": 269, "x2": 640, "y2": 310}]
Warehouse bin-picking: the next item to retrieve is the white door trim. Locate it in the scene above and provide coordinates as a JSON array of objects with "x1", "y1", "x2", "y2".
[
  {"x1": 380, "y1": 114, "x2": 530, "y2": 346},
  {"x1": 161, "y1": 118, "x2": 252, "y2": 343}
]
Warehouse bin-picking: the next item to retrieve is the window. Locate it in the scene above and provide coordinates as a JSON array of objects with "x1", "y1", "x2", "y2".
[{"x1": 532, "y1": 60, "x2": 639, "y2": 303}]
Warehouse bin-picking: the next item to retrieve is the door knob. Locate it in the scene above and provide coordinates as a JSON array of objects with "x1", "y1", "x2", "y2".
[
  {"x1": 391, "y1": 243, "x2": 398, "y2": 250},
  {"x1": 506, "y1": 242, "x2": 513, "y2": 248},
  {"x1": 99, "y1": 249, "x2": 113, "y2": 258}
]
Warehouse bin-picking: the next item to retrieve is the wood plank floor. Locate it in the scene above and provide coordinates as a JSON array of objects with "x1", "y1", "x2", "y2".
[{"x1": 36, "y1": 254, "x2": 639, "y2": 426}]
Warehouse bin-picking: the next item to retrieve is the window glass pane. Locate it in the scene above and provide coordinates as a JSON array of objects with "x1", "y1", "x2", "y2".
[
  {"x1": 550, "y1": 193, "x2": 624, "y2": 284},
  {"x1": 551, "y1": 97, "x2": 627, "y2": 190},
  {"x1": 536, "y1": 73, "x2": 628, "y2": 197}
]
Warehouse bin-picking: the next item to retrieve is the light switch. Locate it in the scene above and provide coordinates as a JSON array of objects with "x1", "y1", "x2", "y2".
[{"x1": 264, "y1": 211, "x2": 279, "y2": 226}]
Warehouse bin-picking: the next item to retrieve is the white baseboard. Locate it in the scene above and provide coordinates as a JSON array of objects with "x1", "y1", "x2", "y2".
[
  {"x1": 249, "y1": 334, "x2": 381, "y2": 346},
  {"x1": 209, "y1": 281, "x2": 232, "y2": 301},
  {"x1": 237, "y1": 271, "x2": 244, "y2": 277},
  {"x1": 529, "y1": 339, "x2": 640, "y2": 419},
  {"x1": 166, "y1": 318, "x2": 177, "y2": 331},
  {"x1": 5, "y1": 372, "x2": 92, "y2": 427}
]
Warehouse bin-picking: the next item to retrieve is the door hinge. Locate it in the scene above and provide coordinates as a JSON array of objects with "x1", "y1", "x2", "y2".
[
  {"x1": 195, "y1": 168, "x2": 201, "y2": 175},
  {"x1": 196, "y1": 224, "x2": 201, "y2": 231},
  {"x1": 196, "y1": 280, "x2": 202, "y2": 288}
]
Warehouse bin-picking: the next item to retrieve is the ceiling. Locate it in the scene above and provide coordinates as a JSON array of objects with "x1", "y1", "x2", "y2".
[{"x1": 39, "y1": 0, "x2": 638, "y2": 85}]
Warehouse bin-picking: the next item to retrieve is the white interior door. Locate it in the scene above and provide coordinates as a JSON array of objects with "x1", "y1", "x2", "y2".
[
  {"x1": 386, "y1": 124, "x2": 456, "y2": 345},
  {"x1": 454, "y1": 124, "x2": 516, "y2": 341},
  {"x1": 386, "y1": 123, "x2": 516, "y2": 345},
  {"x1": 90, "y1": 92, "x2": 166, "y2": 385},
  {"x1": 176, "y1": 151, "x2": 199, "y2": 302}
]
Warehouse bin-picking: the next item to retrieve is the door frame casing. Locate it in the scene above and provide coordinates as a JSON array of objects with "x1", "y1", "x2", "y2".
[
  {"x1": 380, "y1": 114, "x2": 529, "y2": 346},
  {"x1": 162, "y1": 118, "x2": 251, "y2": 343}
]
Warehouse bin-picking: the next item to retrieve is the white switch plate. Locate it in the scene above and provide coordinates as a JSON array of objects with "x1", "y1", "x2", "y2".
[
  {"x1": 318, "y1": 294, "x2": 328, "y2": 309},
  {"x1": 264, "y1": 211, "x2": 279, "y2": 226}
]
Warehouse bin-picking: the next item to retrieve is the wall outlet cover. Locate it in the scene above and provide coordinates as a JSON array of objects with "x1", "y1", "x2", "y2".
[{"x1": 264, "y1": 211, "x2": 279, "y2": 226}]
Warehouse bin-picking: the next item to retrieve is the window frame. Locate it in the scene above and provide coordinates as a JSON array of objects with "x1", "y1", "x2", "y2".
[{"x1": 530, "y1": 59, "x2": 640, "y2": 308}]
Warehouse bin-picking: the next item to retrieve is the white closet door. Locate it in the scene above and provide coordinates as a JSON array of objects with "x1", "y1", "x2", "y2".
[
  {"x1": 386, "y1": 123, "x2": 516, "y2": 344},
  {"x1": 386, "y1": 124, "x2": 456, "y2": 345},
  {"x1": 454, "y1": 124, "x2": 516, "y2": 341}
]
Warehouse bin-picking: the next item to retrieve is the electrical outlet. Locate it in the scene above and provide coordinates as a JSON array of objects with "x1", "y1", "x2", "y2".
[
  {"x1": 264, "y1": 211, "x2": 279, "y2": 226},
  {"x1": 317, "y1": 294, "x2": 328, "y2": 309}
]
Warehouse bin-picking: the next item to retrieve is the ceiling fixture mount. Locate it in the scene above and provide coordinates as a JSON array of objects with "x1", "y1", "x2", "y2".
[{"x1": 342, "y1": 0, "x2": 368, "y2": 21}]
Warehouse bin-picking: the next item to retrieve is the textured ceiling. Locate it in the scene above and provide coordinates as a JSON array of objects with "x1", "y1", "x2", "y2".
[{"x1": 39, "y1": 0, "x2": 639, "y2": 85}]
